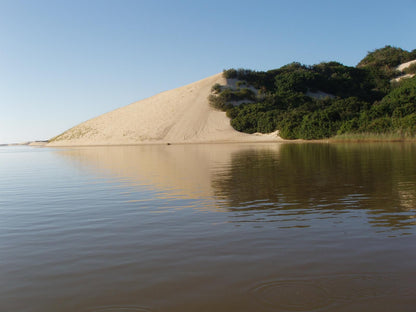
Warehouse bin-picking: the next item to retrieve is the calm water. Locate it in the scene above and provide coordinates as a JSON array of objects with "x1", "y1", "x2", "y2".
[{"x1": 1, "y1": 143, "x2": 415, "y2": 312}]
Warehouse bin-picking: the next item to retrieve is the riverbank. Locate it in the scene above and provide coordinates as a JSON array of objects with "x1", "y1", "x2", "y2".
[{"x1": 329, "y1": 132, "x2": 416, "y2": 142}]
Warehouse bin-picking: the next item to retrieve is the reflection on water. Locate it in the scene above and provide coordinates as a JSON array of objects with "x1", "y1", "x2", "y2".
[
  {"x1": 85, "y1": 306, "x2": 154, "y2": 312},
  {"x1": 58, "y1": 143, "x2": 416, "y2": 232},
  {"x1": 1, "y1": 143, "x2": 416, "y2": 312},
  {"x1": 213, "y1": 143, "x2": 416, "y2": 231},
  {"x1": 56, "y1": 144, "x2": 261, "y2": 199}
]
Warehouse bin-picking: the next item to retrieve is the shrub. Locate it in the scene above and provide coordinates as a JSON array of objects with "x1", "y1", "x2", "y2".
[
  {"x1": 208, "y1": 94, "x2": 227, "y2": 110},
  {"x1": 357, "y1": 45, "x2": 414, "y2": 68},
  {"x1": 214, "y1": 46, "x2": 415, "y2": 140},
  {"x1": 392, "y1": 114, "x2": 416, "y2": 135},
  {"x1": 365, "y1": 117, "x2": 392, "y2": 133},
  {"x1": 337, "y1": 118, "x2": 360, "y2": 134},
  {"x1": 400, "y1": 114, "x2": 416, "y2": 134},
  {"x1": 279, "y1": 110, "x2": 307, "y2": 139},
  {"x1": 236, "y1": 80, "x2": 247, "y2": 88},
  {"x1": 211, "y1": 83, "x2": 222, "y2": 94},
  {"x1": 223, "y1": 69, "x2": 237, "y2": 79}
]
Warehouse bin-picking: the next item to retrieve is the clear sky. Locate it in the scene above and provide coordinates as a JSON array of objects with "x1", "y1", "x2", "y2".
[{"x1": 0, "y1": 0, "x2": 414, "y2": 143}]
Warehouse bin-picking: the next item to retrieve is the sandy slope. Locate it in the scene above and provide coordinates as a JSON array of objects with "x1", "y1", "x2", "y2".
[
  {"x1": 396, "y1": 59, "x2": 416, "y2": 72},
  {"x1": 391, "y1": 73, "x2": 415, "y2": 83},
  {"x1": 392, "y1": 60, "x2": 416, "y2": 82},
  {"x1": 48, "y1": 73, "x2": 282, "y2": 146}
]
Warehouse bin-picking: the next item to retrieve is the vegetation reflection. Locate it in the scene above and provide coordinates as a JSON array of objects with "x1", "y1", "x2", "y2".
[{"x1": 211, "y1": 143, "x2": 416, "y2": 230}]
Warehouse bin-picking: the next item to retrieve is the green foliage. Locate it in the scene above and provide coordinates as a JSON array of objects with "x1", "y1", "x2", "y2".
[
  {"x1": 214, "y1": 46, "x2": 416, "y2": 140},
  {"x1": 211, "y1": 83, "x2": 222, "y2": 94},
  {"x1": 208, "y1": 94, "x2": 228, "y2": 110},
  {"x1": 228, "y1": 103, "x2": 279, "y2": 134},
  {"x1": 365, "y1": 117, "x2": 392, "y2": 133},
  {"x1": 380, "y1": 77, "x2": 416, "y2": 113},
  {"x1": 399, "y1": 114, "x2": 416, "y2": 135},
  {"x1": 223, "y1": 68, "x2": 237, "y2": 79},
  {"x1": 279, "y1": 110, "x2": 307, "y2": 139},
  {"x1": 365, "y1": 66, "x2": 392, "y2": 94},
  {"x1": 209, "y1": 85, "x2": 257, "y2": 110},
  {"x1": 236, "y1": 80, "x2": 247, "y2": 88},
  {"x1": 337, "y1": 118, "x2": 360, "y2": 134},
  {"x1": 271, "y1": 61, "x2": 379, "y2": 102},
  {"x1": 357, "y1": 45, "x2": 414, "y2": 69},
  {"x1": 223, "y1": 68, "x2": 257, "y2": 80},
  {"x1": 357, "y1": 45, "x2": 416, "y2": 94}
]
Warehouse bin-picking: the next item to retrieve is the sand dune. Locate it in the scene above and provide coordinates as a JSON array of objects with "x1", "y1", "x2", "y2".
[
  {"x1": 48, "y1": 73, "x2": 282, "y2": 146},
  {"x1": 396, "y1": 59, "x2": 416, "y2": 72},
  {"x1": 391, "y1": 60, "x2": 416, "y2": 82},
  {"x1": 391, "y1": 73, "x2": 415, "y2": 83}
]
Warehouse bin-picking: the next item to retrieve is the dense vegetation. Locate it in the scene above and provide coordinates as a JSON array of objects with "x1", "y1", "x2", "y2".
[{"x1": 209, "y1": 46, "x2": 416, "y2": 140}]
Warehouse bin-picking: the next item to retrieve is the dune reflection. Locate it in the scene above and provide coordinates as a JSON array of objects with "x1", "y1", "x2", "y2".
[
  {"x1": 55, "y1": 143, "x2": 416, "y2": 231},
  {"x1": 55, "y1": 143, "x2": 282, "y2": 201}
]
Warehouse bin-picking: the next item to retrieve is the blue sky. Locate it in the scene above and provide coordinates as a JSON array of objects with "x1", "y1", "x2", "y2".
[{"x1": 0, "y1": 0, "x2": 415, "y2": 143}]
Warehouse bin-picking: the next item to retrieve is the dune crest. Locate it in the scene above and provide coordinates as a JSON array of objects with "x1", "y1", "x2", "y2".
[{"x1": 48, "y1": 73, "x2": 282, "y2": 146}]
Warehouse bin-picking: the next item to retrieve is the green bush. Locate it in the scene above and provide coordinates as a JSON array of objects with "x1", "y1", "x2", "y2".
[
  {"x1": 400, "y1": 114, "x2": 416, "y2": 134},
  {"x1": 357, "y1": 45, "x2": 414, "y2": 68},
  {"x1": 279, "y1": 110, "x2": 307, "y2": 139},
  {"x1": 236, "y1": 80, "x2": 247, "y2": 88},
  {"x1": 211, "y1": 83, "x2": 222, "y2": 94},
  {"x1": 223, "y1": 69, "x2": 237, "y2": 79},
  {"x1": 379, "y1": 77, "x2": 416, "y2": 113},
  {"x1": 213, "y1": 46, "x2": 415, "y2": 140},
  {"x1": 337, "y1": 118, "x2": 360, "y2": 134},
  {"x1": 392, "y1": 114, "x2": 416, "y2": 135},
  {"x1": 208, "y1": 94, "x2": 227, "y2": 110},
  {"x1": 365, "y1": 117, "x2": 392, "y2": 133}
]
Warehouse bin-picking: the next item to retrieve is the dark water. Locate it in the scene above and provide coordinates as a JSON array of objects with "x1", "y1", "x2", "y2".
[{"x1": 1, "y1": 143, "x2": 415, "y2": 312}]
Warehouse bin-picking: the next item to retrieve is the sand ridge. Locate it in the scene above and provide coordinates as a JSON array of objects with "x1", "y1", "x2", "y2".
[
  {"x1": 392, "y1": 60, "x2": 416, "y2": 82},
  {"x1": 396, "y1": 59, "x2": 416, "y2": 72},
  {"x1": 48, "y1": 73, "x2": 282, "y2": 146}
]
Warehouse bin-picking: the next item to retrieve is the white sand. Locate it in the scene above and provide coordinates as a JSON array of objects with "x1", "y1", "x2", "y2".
[
  {"x1": 48, "y1": 73, "x2": 282, "y2": 146},
  {"x1": 396, "y1": 59, "x2": 416, "y2": 72},
  {"x1": 390, "y1": 60, "x2": 416, "y2": 82},
  {"x1": 391, "y1": 73, "x2": 415, "y2": 83},
  {"x1": 306, "y1": 90, "x2": 335, "y2": 100}
]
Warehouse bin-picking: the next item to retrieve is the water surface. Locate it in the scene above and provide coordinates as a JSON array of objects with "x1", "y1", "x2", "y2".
[{"x1": 1, "y1": 143, "x2": 415, "y2": 311}]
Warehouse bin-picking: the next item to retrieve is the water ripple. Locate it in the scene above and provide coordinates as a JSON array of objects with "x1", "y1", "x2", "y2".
[
  {"x1": 250, "y1": 280, "x2": 331, "y2": 311},
  {"x1": 85, "y1": 305, "x2": 155, "y2": 312},
  {"x1": 249, "y1": 273, "x2": 415, "y2": 311}
]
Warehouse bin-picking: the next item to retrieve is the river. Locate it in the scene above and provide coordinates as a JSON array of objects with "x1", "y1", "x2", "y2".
[{"x1": 1, "y1": 143, "x2": 415, "y2": 311}]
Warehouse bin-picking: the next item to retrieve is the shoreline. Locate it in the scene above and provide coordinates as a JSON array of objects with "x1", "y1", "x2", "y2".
[{"x1": 26, "y1": 136, "x2": 416, "y2": 148}]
